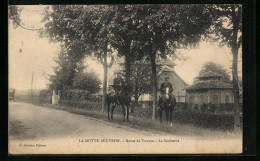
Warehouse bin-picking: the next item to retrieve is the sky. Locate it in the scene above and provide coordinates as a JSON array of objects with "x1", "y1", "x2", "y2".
[{"x1": 8, "y1": 5, "x2": 242, "y2": 91}]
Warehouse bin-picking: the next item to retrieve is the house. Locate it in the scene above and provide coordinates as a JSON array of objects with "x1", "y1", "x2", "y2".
[
  {"x1": 185, "y1": 71, "x2": 234, "y2": 104},
  {"x1": 109, "y1": 55, "x2": 188, "y2": 102},
  {"x1": 155, "y1": 57, "x2": 188, "y2": 102}
]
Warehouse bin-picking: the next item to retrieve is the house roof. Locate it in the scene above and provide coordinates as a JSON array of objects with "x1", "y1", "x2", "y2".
[
  {"x1": 160, "y1": 65, "x2": 174, "y2": 72},
  {"x1": 158, "y1": 66, "x2": 188, "y2": 86},
  {"x1": 186, "y1": 80, "x2": 232, "y2": 90},
  {"x1": 156, "y1": 58, "x2": 176, "y2": 66},
  {"x1": 197, "y1": 71, "x2": 223, "y2": 78}
]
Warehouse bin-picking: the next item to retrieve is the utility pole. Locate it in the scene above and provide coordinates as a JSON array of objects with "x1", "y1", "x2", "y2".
[{"x1": 31, "y1": 70, "x2": 34, "y2": 97}]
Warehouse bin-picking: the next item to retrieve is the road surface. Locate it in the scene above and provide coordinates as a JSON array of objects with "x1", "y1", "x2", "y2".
[{"x1": 9, "y1": 102, "x2": 242, "y2": 154}]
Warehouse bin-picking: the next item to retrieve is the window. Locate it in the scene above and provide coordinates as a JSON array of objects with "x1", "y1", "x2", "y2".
[
  {"x1": 189, "y1": 95, "x2": 194, "y2": 103},
  {"x1": 211, "y1": 95, "x2": 219, "y2": 104},
  {"x1": 200, "y1": 95, "x2": 204, "y2": 104},
  {"x1": 225, "y1": 94, "x2": 230, "y2": 103}
]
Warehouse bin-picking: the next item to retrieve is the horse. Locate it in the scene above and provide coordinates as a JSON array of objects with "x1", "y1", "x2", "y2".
[
  {"x1": 107, "y1": 85, "x2": 133, "y2": 122},
  {"x1": 158, "y1": 87, "x2": 177, "y2": 126}
]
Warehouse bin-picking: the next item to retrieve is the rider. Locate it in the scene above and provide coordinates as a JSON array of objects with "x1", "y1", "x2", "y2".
[
  {"x1": 158, "y1": 76, "x2": 174, "y2": 109},
  {"x1": 113, "y1": 73, "x2": 125, "y2": 103}
]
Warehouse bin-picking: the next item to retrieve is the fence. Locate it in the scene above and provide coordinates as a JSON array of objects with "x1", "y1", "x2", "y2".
[{"x1": 58, "y1": 97, "x2": 242, "y2": 130}]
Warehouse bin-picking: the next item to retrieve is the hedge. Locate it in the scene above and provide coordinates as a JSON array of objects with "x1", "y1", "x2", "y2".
[
  {"x1": 58, "y1": 99, "x2": 242, "y2": 130},
  {"x1": 15, "y1": 90, "x2": 52, "y2": 104}
]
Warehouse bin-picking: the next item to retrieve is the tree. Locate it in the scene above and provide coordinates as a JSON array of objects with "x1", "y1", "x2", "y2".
[
  {"x1": 196, "y1": 62, "x2": 231, "y2": 83},
  {"x1": 41, "y1": 5, "x2": 117, "y2": 111},
  {"x1": 76, "y1": 5, "x2": 117, "y2": 111},
  {"x1": 130, "y1": 60, "x2": 152, "y2": 102},
  {"x1": 49, "y1": 46, "x2": 101, "y2": 95},
  {"x1": 209, "y1": 5, "x2": 242, "y2": 130},
  {"x1": 110, "y1": 5, "x2": 143, "y2": 86},
  {"x1": 48, "y1": 47, "x2": 78, "y2": 90},
  {"x1": 133, "y1": 5, "x2": 212, "y2": 119}
]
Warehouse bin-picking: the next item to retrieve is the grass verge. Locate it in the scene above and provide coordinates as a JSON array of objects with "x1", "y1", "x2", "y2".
[{"x1": 38, "y1": 103, "x2": 242, "y2": 140}]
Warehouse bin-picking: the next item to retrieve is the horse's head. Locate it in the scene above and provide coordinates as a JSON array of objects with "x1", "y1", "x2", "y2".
[{"x1": 165, "y1": 87, "x2": 170, "y2": 99}]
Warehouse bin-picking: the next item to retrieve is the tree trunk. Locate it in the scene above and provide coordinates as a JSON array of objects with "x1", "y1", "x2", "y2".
[
  {"x1": 232, "y1": 46, "x2": 240, "y2": 131},
  {"x1": 124, "y1": 40, "x2": 131, "y2": 85},
  {"x1": 125, "y1": 53, "x2": 131, "y2": 84},
  {"x1": 102, "y1": 42, "x2": 108, "y2": 112},
  {"x1": 134, "y1": 95, "x2": 139, "y2": 108},
  {"x1": 150, "y1": 51, "x2": 157, "y2": 120},
  {"x1": 231, "y1": 5, "x2": 241, "y2": 131}
]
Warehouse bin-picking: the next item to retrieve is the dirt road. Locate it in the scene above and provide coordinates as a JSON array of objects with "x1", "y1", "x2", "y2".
[{"x1": 9, "y1": 102, "x2": 242, "y2": 154}]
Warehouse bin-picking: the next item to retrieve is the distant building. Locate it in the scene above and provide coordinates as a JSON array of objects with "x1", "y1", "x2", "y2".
[{"x1": 186, "y1": 71, "x2": 234, "y2": 104}]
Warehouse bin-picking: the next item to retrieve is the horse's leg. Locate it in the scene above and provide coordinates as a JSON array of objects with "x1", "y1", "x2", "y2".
[
  {"x1": 111, "y1": 104, "x2": 115, "y2": 120},
  {"x1": 170, "y1": 97, "x2": 176, "y2": 126},
  {"x1": 126, "y1": 104, "x2": 130, "y2": 122},
  {"x1": 165, "y1": 108, "x2": 169, "y2": 125},
  {"x1": 158, "y1": 98, "x2": 162, "y2": 123},
  {"x1": 169, "y1": 106, "x2": 173, "y2": 127},
  {"x1": 159, "y1": 108, "x2": 162, "y2": 123},
  {"x1": 107, "y1": 102, "x2": 110, "y2": 120},
  {"x1": 122, "y1": 104, "x2": 126, "y2": 122}
]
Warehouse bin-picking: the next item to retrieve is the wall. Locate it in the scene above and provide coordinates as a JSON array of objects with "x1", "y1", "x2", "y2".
[
  {"x1": 220, "y1": 89, "x2": 234, "y2": 103},
  {"x1": 186, "y1": 89, "x2": 234, "y2": 104},
  {"x1": 158, "y1": 71, "x2": 188, "y2": 102}
]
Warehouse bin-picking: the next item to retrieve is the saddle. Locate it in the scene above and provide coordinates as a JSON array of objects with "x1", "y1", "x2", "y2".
[{"x1": 115, "y1": 93, "x2": 121, "y2": 105}]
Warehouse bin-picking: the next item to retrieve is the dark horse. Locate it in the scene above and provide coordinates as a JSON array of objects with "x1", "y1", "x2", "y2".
[
  {"x1": 158, "y1": 87, "x2": 177, "y2": 126},
  {"x1": 107, "y1": 85, "x2": 133, "y2": 122}
]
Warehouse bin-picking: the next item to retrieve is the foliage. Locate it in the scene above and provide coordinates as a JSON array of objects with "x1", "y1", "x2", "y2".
[
  {"x1": 48, "y1": 47, "x2": 78, "y2": 90},
  {"x1": 38, "y1": 90, "x2": 52, "y2": 104},
  {"x1": 196, "y1": 61, "x2": 231, "y2": 83},
  {"x1": 208, "y1": 5, "x2": 242, "y2": 48},
  {"x1": 48, "y1": 46, "x2": 101, "y2": 95},
  {"x1": 72, "y1": 71, "x2": 101, "y2": 94},
  {"x1": 61, "y1": 89, "x2": 91, "y2": 101},
  {"x1": 133, "y1": 5, "x2": 213, "y2": 57},
  {"x1": 130, "y1": 60, "x2": 152, "y2": 101},
  {"x1": 8, "y1": 5, "x2": 21, "y2": 28},
  {"x1": 41, "y1": 5, "x2": 86, "y2": 60}
]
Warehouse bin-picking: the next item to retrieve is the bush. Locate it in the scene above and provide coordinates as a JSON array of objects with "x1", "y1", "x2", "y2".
[
  {"x1": 61, "y1": 89, "x2": 91, "y2": 101},
  {"x1": 172, "y1": 111, "x2": 242, "y2": 130},
  {"x1": 38, "y1": 90, "x2": 52, "y2": 104},
  {"x1": 59, "y1": 99, "x2": 102, "y2": 110},
  {"x1": 15, "y1": 90, "x2": 52, "y2": 104}
]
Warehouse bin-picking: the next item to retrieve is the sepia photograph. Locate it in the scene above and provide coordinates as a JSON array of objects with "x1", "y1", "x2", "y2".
[{"x1": 8, "y1": 4, "x2": 243, "y2": 154}]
